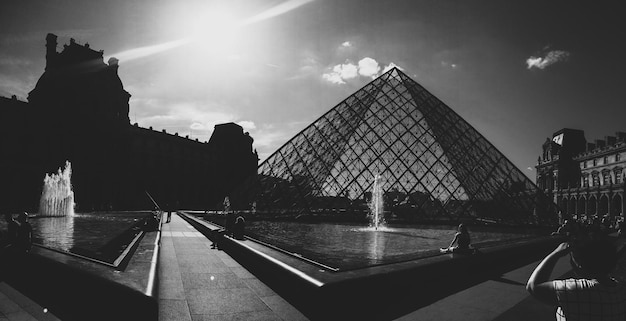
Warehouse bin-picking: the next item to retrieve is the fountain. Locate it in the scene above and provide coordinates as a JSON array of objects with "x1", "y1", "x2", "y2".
[
  {"x1": 39, "y1": 161, "x2": 75, "y2": 217},
  {"x1": 369, "y1": 174, "x2": 385, "y2": 230}
]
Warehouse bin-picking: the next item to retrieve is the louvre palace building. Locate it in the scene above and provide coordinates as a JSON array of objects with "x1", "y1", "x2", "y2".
[
  {"x1": 0, "y1": 34, "x2": 258, "y2": 212},
  {"x1": 536, "y1": 128, "x2": 625, "y2": 222}
]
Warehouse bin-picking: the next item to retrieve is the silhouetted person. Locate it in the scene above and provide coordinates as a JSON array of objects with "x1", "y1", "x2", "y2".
[
  {"x1": 2, "y1": 214, "x2": 19, "y2": 249},
  {"x1": 233, "y1": 216, "x2": 245, "y2": 240},
  {"x1": 144, "y1": 211, "x2": 160, "y2": 231},
  {"x1": 551, "y1": 219, "x2": 578, "y2": 237},
  {"x1": 441, "y1": 223, "x2": 474, "y2": 254},
  {"x1": 166, "y1": 204, "x2": 173, "y2": 223},
  {"x1": 224, "y1": 212, "x2": 236, "y2": 237},
  {"x1": 527, "y1": 234, "x2": 626, "y2": 320},
  {"x1": 14, "y1": 212, "x2": 32, "y2": 253}
]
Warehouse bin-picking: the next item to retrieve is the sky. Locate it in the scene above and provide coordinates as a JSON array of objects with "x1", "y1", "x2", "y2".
[{"x1": 1, "y1": 0, "x2": 625, "y2": 182}]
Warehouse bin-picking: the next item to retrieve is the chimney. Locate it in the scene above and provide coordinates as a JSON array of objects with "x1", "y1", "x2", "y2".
[
  {"x1": 108, "y1": 57, "x2": 119, "y2": 74},
  {"x1": 587, "y1": 143, "x2": 596, "y2": 151},
  {"x1": 595, "y1": 139, "x2": 606, "y2": 149},
  {"x1": 616, "y1": 132, "x2": 626, "y2": 142},
  {"x1": 45, "y1": 33, "x2": 58, "y2": 70},
  {"x1": 606, "y1": 136, "x2": 616, "y2": 146}
]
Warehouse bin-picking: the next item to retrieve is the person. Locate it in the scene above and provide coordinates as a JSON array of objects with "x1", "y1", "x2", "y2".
[
  {"x1": 14, "y1": 212, "x2": 32, "y2": 253},
  {"x1": 232, "y1": 215, "x2": 245, "y2": 240},
  {"x1": 441, "y1": 223, "x2": 474, "y2": 254},
  {"x1": 526, "y1": 235, "x2": 626, "y2": 320},
  {"x1": 224, "y1": 212, "x2": 236, "y2": 237},
  {"x1": 166, "y1": 206, "x2": 172, "y2": 223},
  {"x1": 144, "y1": 211, "x2": 160, "y2": 231},
  {"x1": 2, "y1": 214, "x2": 19, "y2": 249},
  {"x1": 551, "y1": 219, "x2": 577, "y2": 237}
]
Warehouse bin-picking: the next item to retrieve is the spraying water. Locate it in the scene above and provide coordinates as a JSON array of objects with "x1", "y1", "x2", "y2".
[
  {"x1": 369, "y1": 174, "x2": 385, "y2": 230},
  {"x1": 39, "y1": 161, "x2": 75, "y2": 217}
]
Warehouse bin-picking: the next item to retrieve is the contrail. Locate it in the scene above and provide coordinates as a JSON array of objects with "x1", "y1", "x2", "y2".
[
  {"x1": 240, "y1": 0, "x2": 314, "y2": 26},
  {"x1": 111, "y1": 38, "x2": 192, "y2": 62},
  {"x1": 108, "y1": 0, "x2": 315, "y2": 62}
]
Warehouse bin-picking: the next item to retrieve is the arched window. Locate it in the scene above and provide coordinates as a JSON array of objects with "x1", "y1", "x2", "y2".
[
  {"x1": 602, "y1": 170, "x2": 612, "y2": 185},
  {"x1": 583, "y1": 175, "x2": 589, "y2": 187},
  {"x1": 615, "y1": 168, "x2": 623, "y2": 184},
  {"x1": 592, "y1": 172, "x2": 600, "y2": 186}
]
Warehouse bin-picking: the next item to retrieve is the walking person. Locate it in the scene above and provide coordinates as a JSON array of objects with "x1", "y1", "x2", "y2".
[{"x1": 15, "y1": 212, "x2": 32, "y2": 253}]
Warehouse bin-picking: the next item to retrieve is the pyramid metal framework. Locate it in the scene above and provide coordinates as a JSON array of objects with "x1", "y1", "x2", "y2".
[{"x1": 231, "y1": 68, "x2": 557, "y2": 225}]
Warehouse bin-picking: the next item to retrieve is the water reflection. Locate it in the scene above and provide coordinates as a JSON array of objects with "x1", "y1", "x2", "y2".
[
  {"x1": 245, "y1": 221, "x2": 542, "y2": 270},
  {"x1": 367, "y1": 230, "x2": 385, "y2": 261},
  {"x1": 32, "y1": 215, "x2": 75, "y2": 252}
]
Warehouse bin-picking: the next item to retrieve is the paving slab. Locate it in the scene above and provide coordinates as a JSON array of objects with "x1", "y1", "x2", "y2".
[
  {"x1": 158, "y1": 213, "x2": 308, "y2": 321},
  {"x1": 0, "y1": 283, "x2": 60, "y2": 321}
]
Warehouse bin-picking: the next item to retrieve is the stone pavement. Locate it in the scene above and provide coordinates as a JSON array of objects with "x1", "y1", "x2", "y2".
[
  {"x1": 0, "y1": 282, "x2": 60, "y2": 321},
  {"x1": 395, "y1": 249, "x2": 572, "y2": 321},
  {"x1": 158, "y1": 213, "x2": 308, "y2": 321}
]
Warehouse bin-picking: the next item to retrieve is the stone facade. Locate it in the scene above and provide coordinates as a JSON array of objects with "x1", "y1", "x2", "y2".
[
  {"x1": 0, "y1": 34, "x2": 258, "y2": 212},
  {"x1": 536, "y1": 128, "x2": 625, "y2": 222}
]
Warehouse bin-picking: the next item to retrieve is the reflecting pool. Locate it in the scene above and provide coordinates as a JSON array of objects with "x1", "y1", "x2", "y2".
[
  {"x1": 1, "y1": 212, "x2": 150, "y2": 263},
  {"x1": 244, "y1": 221, "x2": 547, "y2": 270}
]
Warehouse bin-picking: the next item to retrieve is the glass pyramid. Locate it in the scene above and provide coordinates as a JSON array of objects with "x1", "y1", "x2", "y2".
[{"x1": 231, "y1": 68, "x2": 557, "y2": 226}]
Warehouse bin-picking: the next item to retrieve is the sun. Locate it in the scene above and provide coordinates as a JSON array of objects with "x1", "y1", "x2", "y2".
[{"x1": 178, "y1": 5, "x2": 244, "y2": 56}]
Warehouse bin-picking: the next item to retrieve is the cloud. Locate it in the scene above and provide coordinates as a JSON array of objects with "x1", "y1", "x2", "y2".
[
  {"x1": 238, "y1": 120, "x2": 256, "y2": 131},
  {"x1": 526, "y1": 50, "x2": 570, "y2": 70},
  {"x1": 251, "y1": 121, "x2": 309, "y2": 161},
  {"x1": 322, "y1": 58, "x2": 405, "y2": 84},
  {"x1": 322, "y1": 61, "x2": 358, "y2": 84},
  {"x1": 441, "y1": 61, "x2": 458, "y2": 69},
  {"x1": 358, "y1": 57, "x2": 380, "y2": 78},
  {"x1": 381, "y1": 62, "x2": 403, "y2": 74},
  {"x1": 129, "y1": 98, "x2": 255, "y2": 142},
  {"x1": 341, "y1": 41, "x2": 352, "y2": 47}
]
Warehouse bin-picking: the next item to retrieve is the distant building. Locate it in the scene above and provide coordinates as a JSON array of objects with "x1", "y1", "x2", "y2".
[
  {"x1": 0, "y1": 34, "x2": 258, "y2": 212},
  {"x1": 536, "y1": 128, "x2": 625, "y2": 221}
]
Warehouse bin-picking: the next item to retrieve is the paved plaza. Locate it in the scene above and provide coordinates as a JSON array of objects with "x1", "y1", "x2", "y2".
[
  {"x1": 158, "y1": 214, "x2": 307, "y2": 321},
  {"x1": 1, "y1": 213, "x2": 619, "y2": 320}
]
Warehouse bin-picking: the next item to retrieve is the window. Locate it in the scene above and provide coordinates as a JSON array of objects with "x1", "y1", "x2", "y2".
[
  {"x1": 592, "y1": 172, "x2": 600, "y2": 186},
  {"x1": 602, "y1": 170, "x2": 611, "y2": 185},
  {"x1": 583, "y1": 161, "x2": 587, "y2": 168},
  {"x1": 583, "y1": 175, "x2": 589, "y2": 187},
  {"x1": 593, "y1": 159, "x2": 597, "y2": 166},
  {"x1": 604, "y1": 156, "x2": 608, "y2": 164},
  {"x1": 617, "y1": 153, "x2": 622, "y2": 162},
  {"x1": 616, "y1": 168, "x2": 623, "y2": 184}
]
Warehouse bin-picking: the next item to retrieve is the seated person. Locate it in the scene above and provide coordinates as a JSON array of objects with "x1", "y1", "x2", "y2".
[
  {"x1": 551, "y1": 219, "x2": 577, "y2": 237},
  {"x1": 232, "y1": 216, "x2": 246, "y2": 240},
  {"x1": 144, "y1": 212, "x2": 160, "y2": 231},
  {"x1": 441, "y1": 224, "x2": 475, "y2": 254},
  {"x1": 526, "y1": 233, "x2": 626, "y2": 320}
]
